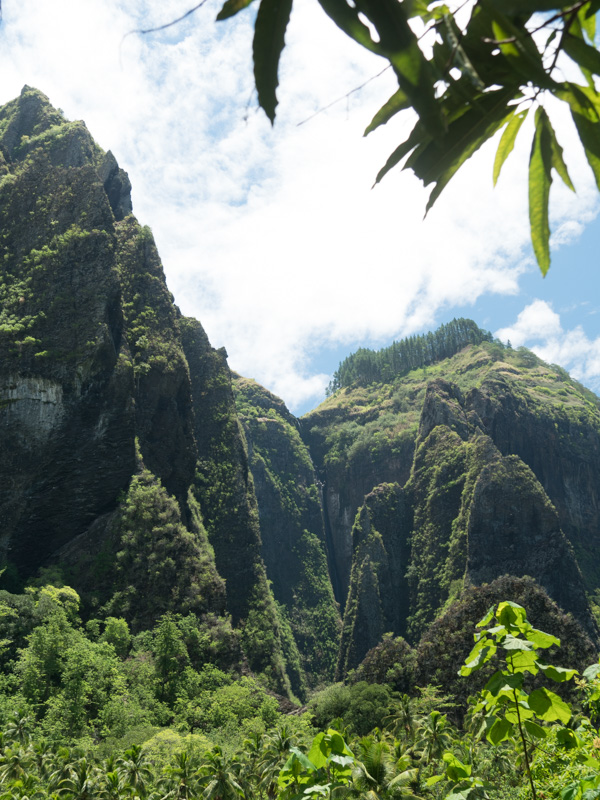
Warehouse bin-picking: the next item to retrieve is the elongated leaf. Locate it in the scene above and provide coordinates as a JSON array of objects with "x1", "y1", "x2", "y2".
[
  {"x1": 528, "y1": 687, "x2": 572, "y2": 723},
  {"x1": 529, "y1": 108, "x2": 553, "y2": 275},
  {"x1": 563, "y1": 33, "x2": 600, "y2": 78},
  {"x1": 542, "y1": 104, "x2": 575, "y2": 192},
  {"x1": 585, "y1": 0, "x2": 600, "y2": 18},
  {"x1": 415, "y1": 88, "x2": 517, "y2": 212},
  {"x1": 359, "y1": 0, "x2": 445, "y2": 139},
  {"x1": 481, "y1": 0, "x2": 556, "y2": 88},
  {"x1": 493, "y1": 109, "x2": 528, "y2": 185},
  {"x1": 317, "y1": 0, "x2": 383, "y2": 56},
  {"x1": 364, "y1": 89, "x2": 410, "y2": 136},
  {"x1": 577, "y1": 4, "x2": 596, "y2": 43},
  {"x1": 216, "y1": 0, "x2": 256, "y2": 21},
  {"x1": 373, "y1": 122, "x2": 428, "y2": 185},
  {"x1": 554, "y1": 82, "x2": 600, "y2": 190},
  {"x1": 252, "y1": 0, "x2": 293, "y2": 123}
]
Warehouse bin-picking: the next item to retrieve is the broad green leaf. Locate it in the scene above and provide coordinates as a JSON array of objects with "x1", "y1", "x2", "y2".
[
  {"x1": 278, "y1": 748, "x2": 317, "y2": 788},
  {"x1": 476, "y1": 605, "x2": 496, "y2": 628},
  {"x1": 488, "y1": 717, "x2": 513, "y2": 745},
  {"x1": 493, "y1": 109, "x2": 528, "y2": 185},
  {"x1": 252, "y1": 0, "x2": 293, "y2": 123},
  {"x1": 529, "y1": 108, "x2": 552, "y2": 275},
  {"x1": 508, "y1": 649, "x2": 539, "y2": 674},
  {"x1": 554, "y1": 82, "x2": 600, "y2": 190},
  {"x1": 537, "y1": 663, "x2": 578, "y2": 682},
  {"x1": 583, "y1": 663, "x2": 600, "y2": 681},
  {"x1": 216, "y1": 0, "x2": 256, "y2": 21},
  {"x1": 497, "y1": 601, "x2": 527, "y2": 630},
  {"x1": 373, "y1": 122, "x2": 428, "y2": 185},
  {"x1": 484, "y1": 670, "x2": 523, "y2": 695},
  {"x1": 505, "y1": 704, "x2": 535, "y2": 722},
  {"x1": 528, "y1": 687, "x2": 572, "y2": 723},
  {"x1": 502, "y1": 633, "x2": 534, "y2": 651},
  {"x1": 443, "y1": 752, "x2": 472, "y2": 780},
  {"x1": 527, "y1": 627, "x2": 560, "y2": 649},
  {"x1": 523, "y1": 719, "x2": 547, "y2": 739},
  {"x1": 557, "y1": 727, "x2": 579, "y2": 749},
  {"x1": 560, "y1": 784, "x2": 581, "y2": 800},
  {"x1": 364, "y1": 89, "x2": 410, "y2": 136},
  {"x1": 460, "y1": 642, "x2": 496, "y2": 676}
]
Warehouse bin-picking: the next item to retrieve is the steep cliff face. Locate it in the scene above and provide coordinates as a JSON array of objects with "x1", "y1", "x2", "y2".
[
  {"x1": 307, "y1": 342, "x2": 600, "y2": 671},
  {"x1": 233, "y1": 377, "x2": 341, "y2": 689},
  {"x1": 0, "y1": 88, "x2": 292, "y2": 694}
]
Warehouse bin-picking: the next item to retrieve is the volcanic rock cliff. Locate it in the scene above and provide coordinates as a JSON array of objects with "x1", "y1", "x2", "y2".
[{"x1": 1, "y1": 89, "x2": 598, "y2": 695}]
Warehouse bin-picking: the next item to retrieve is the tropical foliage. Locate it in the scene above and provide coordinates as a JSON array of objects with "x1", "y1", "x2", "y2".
[{"x1": 217, "y1": 0, "x2": 600, "y2": 275}]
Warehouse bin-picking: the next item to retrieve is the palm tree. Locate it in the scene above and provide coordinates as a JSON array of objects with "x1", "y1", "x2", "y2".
[
  {"x1": 384, "y1": 695, "x2": 418, "y2": 745},
  {"x1": 0, "y1": 746, "x2": 33, "y2": 785},
  {"x1": 56, "y1": 757, "x2": 100, "y2": 800},
  {"x1": 4, "y1": 711, "x2": 32, "y2": 747},
  {"x1": 414, "y1": 711, "x2": 455, "y2": 765},
  {"x1": 163, "y1": 751, "x2": 200, "y2": 799},
  {"x1": 117, "y1": 745, "x2": 154, "y2": 799},
  {"x1": 198, "y1": 747, "x2": 243, "y2": 800},
  {"x1": 348, "y1": 737, "x2": 423, "y2": 800}
]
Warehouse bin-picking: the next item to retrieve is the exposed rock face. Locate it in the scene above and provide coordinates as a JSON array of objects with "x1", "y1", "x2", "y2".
[
  {"x1": 233, "y1": 377, "x2": 341, "y2": 689},
  {"x1": 306, "y1": 350, "x2": 600, "y2": 671},
  {"x1": 0, "y1": 87, "x2": 292, "y2": 694},
  {"x1": 1, "y1": 87, "x2": 599, "y2": 694}
]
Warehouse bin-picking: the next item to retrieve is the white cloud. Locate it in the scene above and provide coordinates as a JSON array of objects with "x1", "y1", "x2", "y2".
[
  {"x1": 497, "y1": 300, "x2": 600, "y2": 393},
  {"x1": 0, "y1": 0, "x2": 599, "y2": 411}
]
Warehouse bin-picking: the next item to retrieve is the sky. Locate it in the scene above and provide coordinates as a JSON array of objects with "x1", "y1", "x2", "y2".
[{"x1": 1, "y1": 1, "x2": 599, "y2": 415}]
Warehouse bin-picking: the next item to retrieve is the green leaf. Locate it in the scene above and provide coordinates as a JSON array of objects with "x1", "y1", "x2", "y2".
[
  {"x1": 460, "y1": 641, "x2": 496, "y2": 676},
  {"x1": 528, "y1": 687, "x2": 572, "y2": 723},
  {"x1": 508, "y1": 649, "x2": 539, "y2": 674},
  {"x1": 493, "y1": 109, "x2": 528, "y2": 185},
  {"x1": 480, "y1": 0, "x2": 556, "y2": 89},
  {"x1": 562, "y1": 33, "x2": 600, "y2": 79},
  {"x1": 523, "y1": 719, "x2": 547, "y2": 739},
  {"x1": 358, "y1": 0, "x2": 446, "y2": 139},
  {"x1": 488, "y1": 717, "x2": 513, "y2": 745},
  {"x1": 528, "y1": 107, "x2": 553, "y2": 275},
  {"x1": 364, "y1": 89, "x2": 410, "y2": 136},
  {"x1": 526, "y1": 627, "x2": 560, "y2": 649},
  {"x1": 409, "y1": 87, "x2": 518, "y2": 212},
  {"x1": 373, "y1": 122, "x2": 429, "y2": 185},
  {"x1": 557, "y1": 727, "x2": 580, "y2": 749},
  {"x1": 252, "y1": 0, "x2": 293, "y2": 123},
  {"x1": 554, "y1": 82, "x2": 600, "y2": 191},
  {"x1": 216, "y1": 0, "x2": 256, "y2": 21},
  {"x1": 583, "y1": 663, "x2": 600, "y2": 681},
  {"x1": 502, "y1": 633, "x2": 534, "y2": 651},
  {"x1": 537, "y1": 663, "x2": 578, "y2": 682},
  {"x1": 443, "y1": 752, "x2": 472, "y2": 780},
  {"x1": 317, "y1": 0, "x2": 383, "y2": 56},
  {"x1": 497, "y1": 601, "x2": 527, "y2": 630},
  {"x1": 476, "y1": 605, "x2": 496, "y2": 628}
]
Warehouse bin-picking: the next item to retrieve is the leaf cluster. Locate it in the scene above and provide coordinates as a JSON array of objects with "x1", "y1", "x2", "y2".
[{"x1": 217, "y1": 0, "x2": 600, "y2": 275}]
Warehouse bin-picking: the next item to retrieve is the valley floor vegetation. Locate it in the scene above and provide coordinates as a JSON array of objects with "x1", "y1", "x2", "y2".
[{"x1": 0, "y1": 586, "x2": 599, "y2": 799}]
